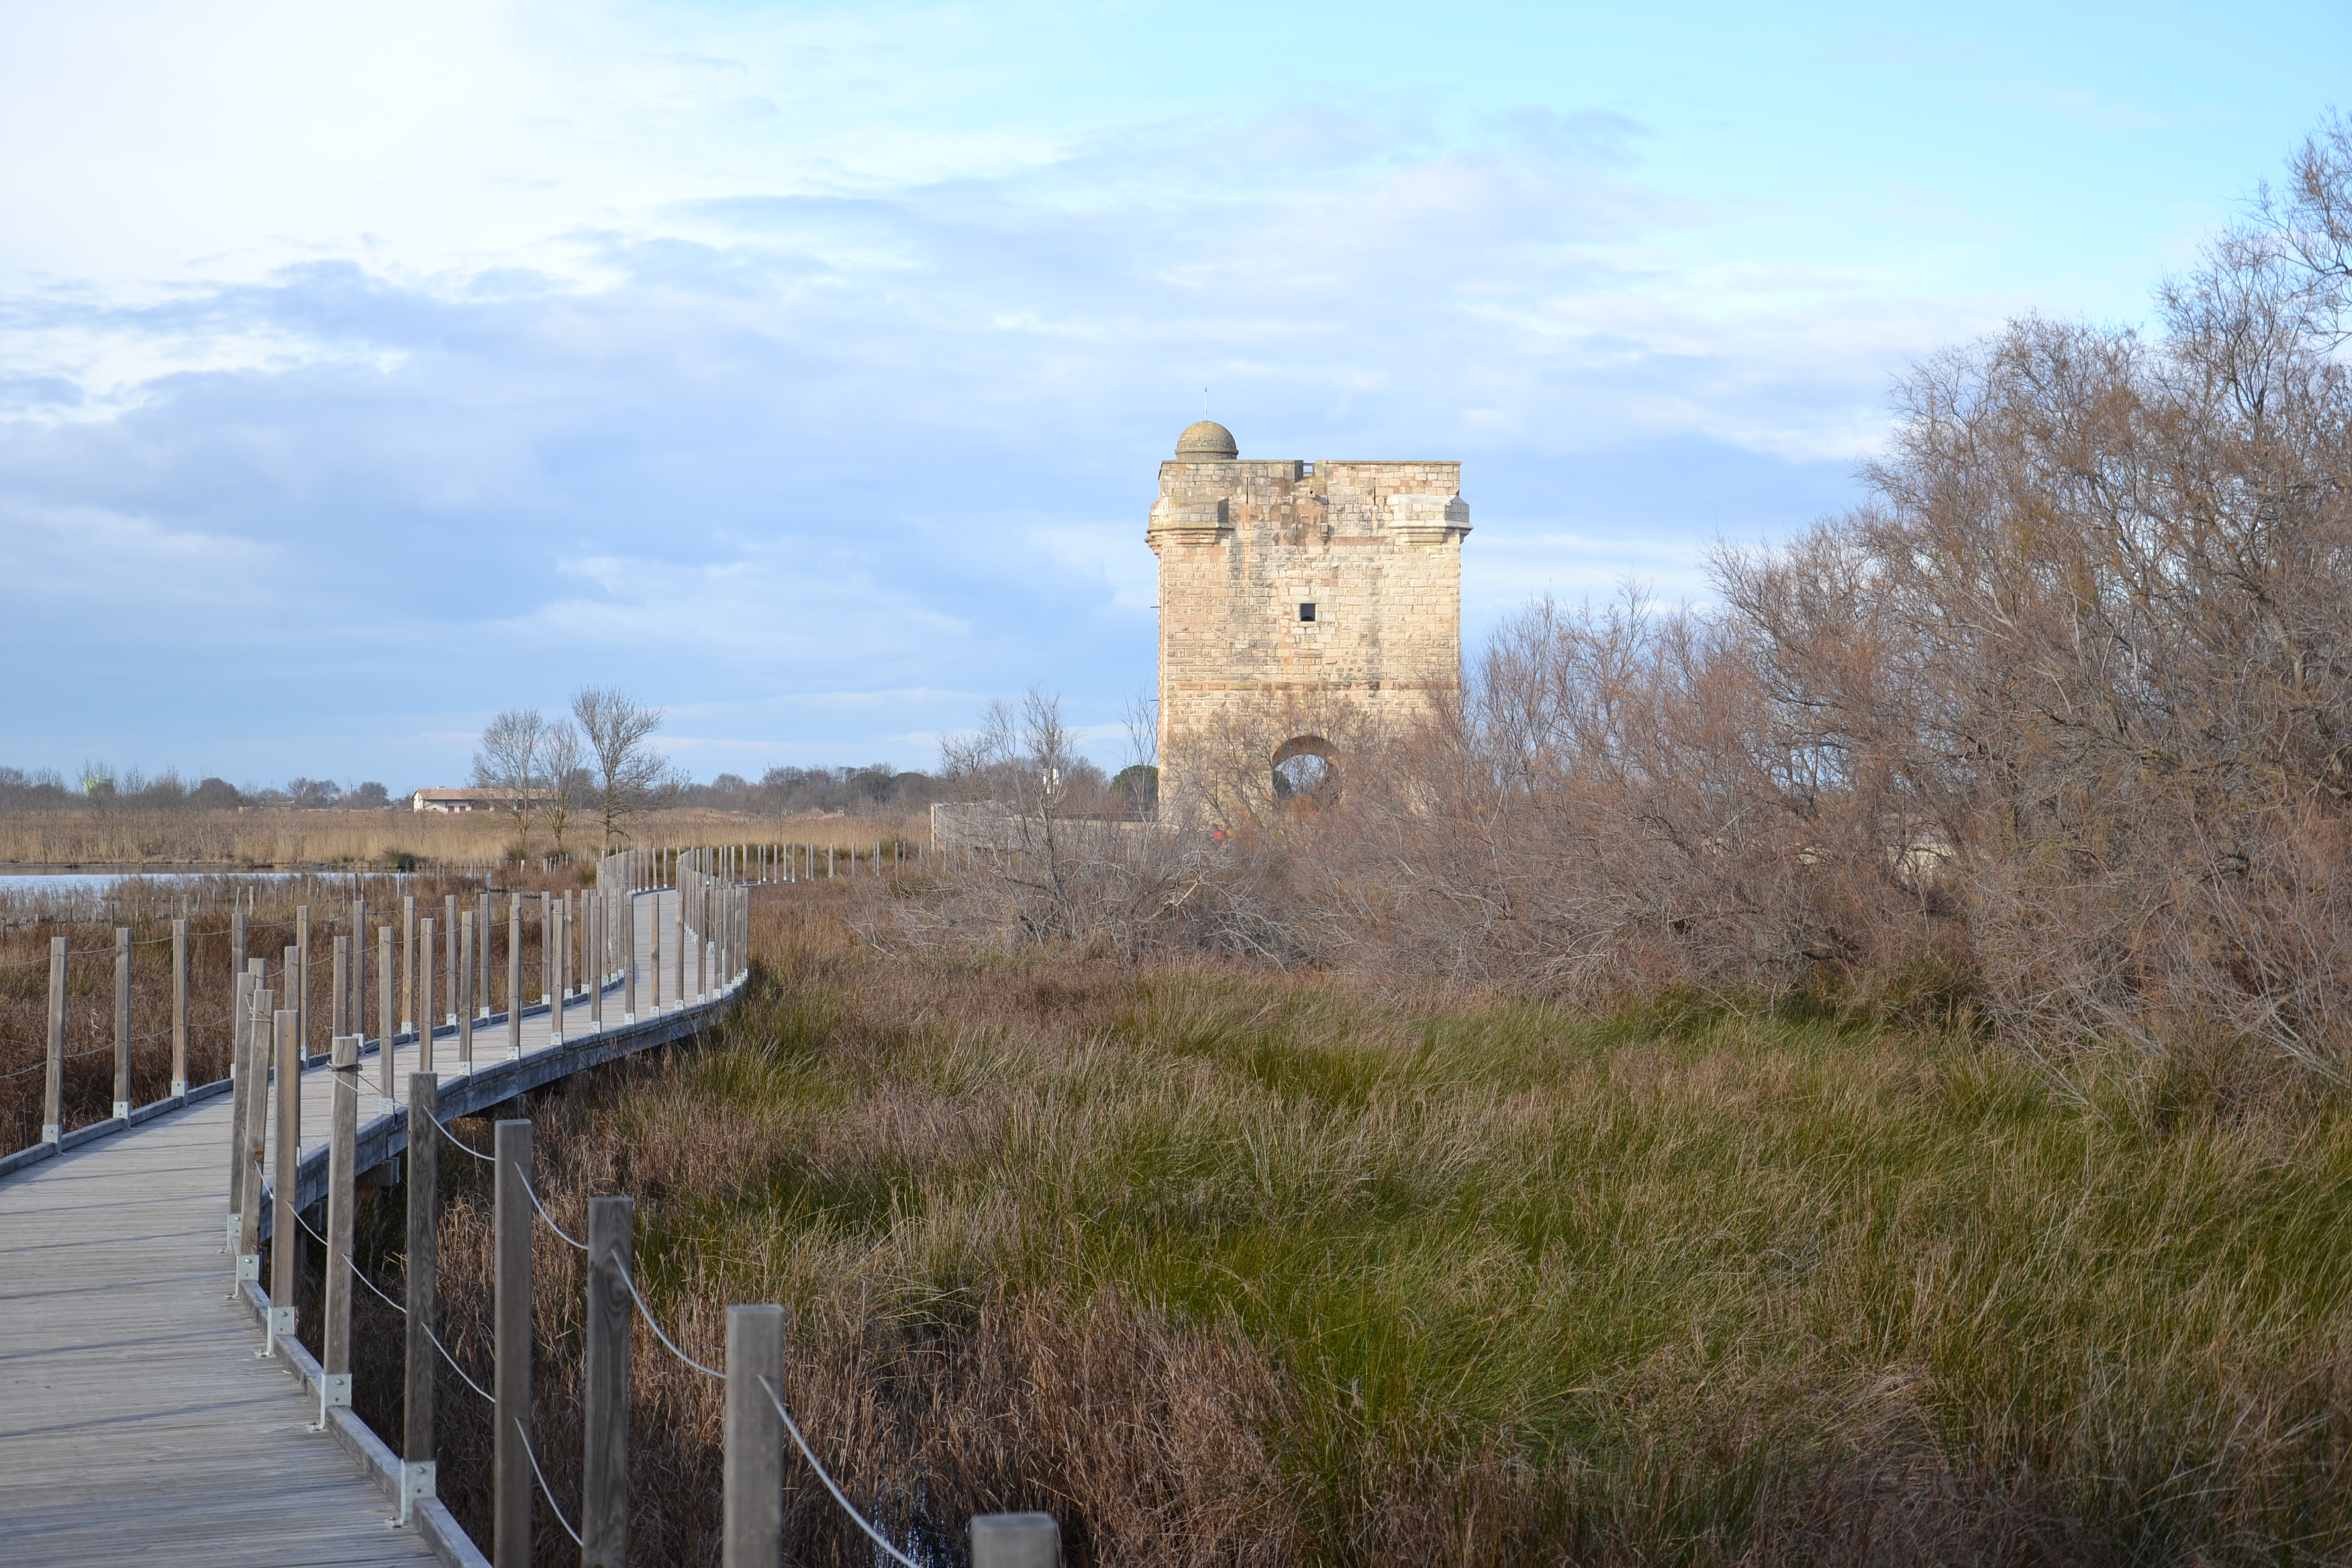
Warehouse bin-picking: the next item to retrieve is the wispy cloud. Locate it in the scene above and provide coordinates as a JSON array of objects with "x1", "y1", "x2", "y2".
[{"x1": 5, "y1": 0, "x2": 2321, "y2": 785}]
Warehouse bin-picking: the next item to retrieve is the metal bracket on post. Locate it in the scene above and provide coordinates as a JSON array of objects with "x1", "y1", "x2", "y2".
[
  {"x1": 313, "y1": 1371, "x2": 353, "y2": 1431},
  {"x1": 237, "y1": 1252, "x2": 261, "y2": 1284},
  {"x1": 42, "y1": 1123, "x2": 60, "y2": 1145},
  {"x1": 263, "y1": 1305, "x2": 295, "y2": 1358},
  {"x1": 397, "y1": 1460, "x2": 437, "y2": 1527},
  {"x1": 172, "y1": 1078, "x2": 188, "y2": 1098},
  {"x1": 549, "y1": 1030, "x2": 564, "y2": 1048},
  {"x1": 972, "y1": 1511, "x2": 1062, "y2": 1568},
  {"x1": 225, "y1": 1214, "x2": 240, "y2": 1255},
  {"x1": 112, "y1": 1100, "x2": 130, "y2": 1122}
]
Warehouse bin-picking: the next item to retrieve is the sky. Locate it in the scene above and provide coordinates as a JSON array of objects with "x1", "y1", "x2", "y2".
[{"x1": 2, "y1": 0, "x2": 2347, "y2": 791}]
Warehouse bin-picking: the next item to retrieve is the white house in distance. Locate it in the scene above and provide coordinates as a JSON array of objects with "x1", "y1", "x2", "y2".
[{"x1": 410, "y1": 787, "x2": 549, "y2": 813}]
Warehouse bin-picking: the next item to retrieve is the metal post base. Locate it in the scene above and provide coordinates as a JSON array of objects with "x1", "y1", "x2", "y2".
[
  {"x1": 397, "y1": 1460, "x2": 436, "y2": 1526},
  {"x1": 312, "y1": 1371, "x2": 352, "y2": 1430}
]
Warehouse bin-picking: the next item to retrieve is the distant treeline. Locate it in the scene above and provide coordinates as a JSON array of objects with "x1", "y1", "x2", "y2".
[
  {"x1": 681, "y1": 760, "x2": 1111, "y2": 817},
  {"x1": 0, "y1": 760, "x2": 1128, "y2": 819},
  {"x1": 0, "y1": 766, "x2": 391, "y2": 813}
]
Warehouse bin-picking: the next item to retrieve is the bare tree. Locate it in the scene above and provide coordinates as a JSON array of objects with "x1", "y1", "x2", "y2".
[
  {"x1": 572, "y1": 687, "x2": 669, "y2": 849},
  {"x1": 539, "y1": 720, "x2": 585, "y2": 856},
  {"x1": 1122, "y1": 691, "x2": 1159, "y2": 770},
  {"x1": 472, "y1": 709, "x2": 545, "y2": 856}
]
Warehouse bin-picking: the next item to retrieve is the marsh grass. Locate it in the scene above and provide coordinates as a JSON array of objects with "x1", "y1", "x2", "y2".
[{"x1": 400, "y1": 883, "x2": 2352, "y2": 1565}]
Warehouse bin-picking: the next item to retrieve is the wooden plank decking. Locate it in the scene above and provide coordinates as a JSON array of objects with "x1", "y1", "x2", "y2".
[{"x1": 0, "y1": 887, "x2": 727, "y2": 1566}]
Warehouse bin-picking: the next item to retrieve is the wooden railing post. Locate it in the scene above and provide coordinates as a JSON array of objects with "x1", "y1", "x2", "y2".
[
  {"x1": 506, "y1": 894, "x2": 523, "y2": 1060},
  {"x1": 971, "y1": 1513, "x2": 1061, "y2": 1568},
  {"x1": 172, "y1": 917, "x2": 189, "y2": 1098},
  {"x1": 236, "y1": 987, "x2": 274, "y2": 1287},
  {"x1": 112, "y1": 926, "x2": 131, "y2": 1122},
  {"x1": 551, "y1": 899, "x2": 567, "y2": 1045},
  {"x1": 722, "y1": 1304, "x2": 785, "y2": 1568},
  {"x1": 231, "y1": 904, "x2": 247, "y2": 996},
  {"x1": 351, "y1": 896, "x2": 367, "y2": 1058},
  {"x1": 589, "y1": 893, "x2": 605, "y2": 1032},
  {"x1": 583, "y1": 1195, "x2": 634, "y2": 1567},
  {"x1": 443, "y1": 894, "x2": 459, "y2": 1026},
  {"x1": 418, "y1": 917, "x2": 437, "y2": 1074},
  {"x1": 378, "y1": 926, "x2": 396, "y2": 1110},
  {"x1": 402, "y1": 894, "x2": 417, "y2": 1034},
  {"x1": 538, "y1": 889, "x2": 553, "y2": 1012},
  {"x1": 321, "y1": 1034, "x2": 359, "y2": 1424},
  {"x1": 267, "y1": 1007, "x2": 299, "y2": 1355},
  {"x1": 282, "y1": 942, "x2": 299, "y2": 1058},
  {"x1": 493, "y1": 1119, "x2": 534, "y2": 1568},
  {"x1": 295, "y1": 904, "x2": 311, "y2": 1061},
  {"x1": 225, "y1": 969, "x2": 257, "y2": 1230},
  {"x1": 477, "y1": 892, "x2": 493, "y2": 1021},
  {"x1": 672, "y1": 892, "x2": 685, "y2": 1008},
  {"x1": 403, "y1": 1071, "x2": 439, "y2": 1526},
  {"x1": 625, "y1": 892, "x2": 639, "y2": 1022},
  {"x1": 459, "y1": 910, "x2": 475, "y2": 1069},
  {"x1": 332, "y1": 934, "x2": 350, "y2": 1045}
]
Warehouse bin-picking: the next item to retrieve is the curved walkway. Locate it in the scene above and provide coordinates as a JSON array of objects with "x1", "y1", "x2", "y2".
[{"x1": 0, "y1": 887, "x2": 734, "y2": 1567}]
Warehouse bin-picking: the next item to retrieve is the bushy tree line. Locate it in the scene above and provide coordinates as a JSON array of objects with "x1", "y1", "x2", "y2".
[
  {"x1": 0, "y1": 766, "x2": 389, "y2": 813},
  {"x1": 686, "y1": 764, "x2": 942, "y2": 815}
]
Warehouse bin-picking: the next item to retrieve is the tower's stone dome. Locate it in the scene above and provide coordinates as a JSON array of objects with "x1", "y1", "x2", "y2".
[{"x1": 1175, "y1": 420, "x2": 1238, "y2": 459}]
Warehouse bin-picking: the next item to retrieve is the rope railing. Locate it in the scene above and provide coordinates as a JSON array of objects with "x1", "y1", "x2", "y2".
[
  {"x1": 519, "y1": 1170, "x2": 589, "y2": 1252},
  {"x1": 419, "y1": 1102, "x2": 496, "y2": 1163},
  {"x1": 757, "y1": 1375, "x2": 926, "y2": 1568},
  {"x1": 613, "y1": 1252, "x2": 724, "y2": 1379},
  {"x1": 517, "y1": 1418, "x2": 585, "y2": 1549},
  {"x1": 431, "y1": 1324, "x2": 497, "y2": 1405},
  {"x1": 344, "y1": 1250, "x2": 409, "y2": 1317}
]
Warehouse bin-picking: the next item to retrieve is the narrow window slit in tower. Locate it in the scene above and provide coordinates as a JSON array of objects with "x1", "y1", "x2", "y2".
[{"x1": 1299, "y1": 602, "x2": 1317, "y2": 623}]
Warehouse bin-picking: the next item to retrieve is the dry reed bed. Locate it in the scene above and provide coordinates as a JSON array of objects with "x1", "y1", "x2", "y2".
[
  {"x1": 346, "y1": 880, "x2": 2352, "y2": 1567},
  {"x1": 0, "y1": 808, "x2": 926, "y2": 871}
]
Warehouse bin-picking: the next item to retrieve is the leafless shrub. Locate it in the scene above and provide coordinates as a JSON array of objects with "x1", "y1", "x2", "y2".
[
  {"x1": 903, "y1": 691, "x2": 1243, "y2": 960},
  {"x1": 1267, "y1": 118, "x2": 2352, "y2": 1068}
]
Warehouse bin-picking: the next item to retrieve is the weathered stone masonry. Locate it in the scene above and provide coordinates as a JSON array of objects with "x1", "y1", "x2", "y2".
[{"x1": 1147, "y1": 420, "x2": 1471, "y2": 806}]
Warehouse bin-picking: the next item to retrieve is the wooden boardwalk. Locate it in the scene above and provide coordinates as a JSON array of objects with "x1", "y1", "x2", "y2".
[{"x1": 0, "y1": 887, "x2": 728, "y2": 1566}]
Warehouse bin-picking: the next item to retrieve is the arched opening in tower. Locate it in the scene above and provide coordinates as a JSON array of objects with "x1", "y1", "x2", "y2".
[{"x1": 1271, "y1": 736, "x2": 1338, "y2": 806}]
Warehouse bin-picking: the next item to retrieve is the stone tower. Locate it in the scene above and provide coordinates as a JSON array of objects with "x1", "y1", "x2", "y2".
[{"x1": 1147, "y1": 420, "x2": 1471, "y2": 813}]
